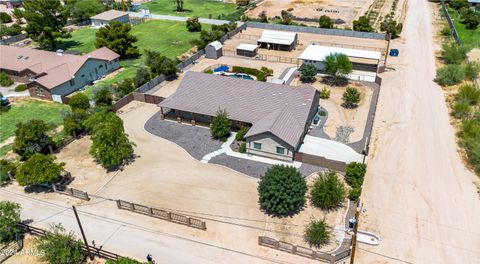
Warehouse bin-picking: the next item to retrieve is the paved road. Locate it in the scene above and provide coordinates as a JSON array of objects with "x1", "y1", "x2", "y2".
[
  {"x1": 128, "y1": 11, "x2": 237, "y2": 25},
  {"x1": 356, "y1": 0, "x2": 480, "y2": 263}
]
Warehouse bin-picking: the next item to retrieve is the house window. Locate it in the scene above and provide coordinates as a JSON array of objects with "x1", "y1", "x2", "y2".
[
  {"x1": 104, "y1": 63, "x2": 107, "y2": 69},
  {"x1": 276, "y1": 147, "x2": 285, "y2": 155},
  {"x1": 69, "y1": 79, "x2": 75, "y2": 86},
  {"x1": 35, "y1": 87, "x2": 45, "y2": 97},
  {"x1": 99, "y1": 64, "x2": 103, "y2": 69},
  {"x1": 253, "y1": 142, "x2": 262, "y2": 150},
  {"x1": 95, "y1": 68, "x2": 98, "y2": 75}
]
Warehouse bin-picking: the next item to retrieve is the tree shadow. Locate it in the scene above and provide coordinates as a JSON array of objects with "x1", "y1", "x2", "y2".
[
  {"x1": 57, "y1": 40, "x2": 82, "y2": 51},
  {"x1": 320, "y1": 76, "x2": 349, "y2": 87}
]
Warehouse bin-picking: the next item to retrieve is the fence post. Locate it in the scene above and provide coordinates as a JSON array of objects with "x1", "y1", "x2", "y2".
[
  {"x1": 330, "y1": 253, "x2": 336, "y2": 263},
  {"x1": 48, "y1": 145, "x2": 54, "y2": 154},
  {"x1": 166, "y1": 212, "x2": 171, "y2": 220},
  {"x1": 292, "y1": 245, "x2": 297, "y2": 254},
  {"x1": 85, "y1": 192, "x2": 90, "y2": 201},
  {"x1": 69, "y1": 188, "x2": 74, "y2": 196},
  {"x1": 201, "y1": 221, "x2": 206, "y2": 231},
  {"x1": 186, "y1": 216, "x2": 191, "y2": 226},
  {"x1": 52, "y1": 184, "x2": 57, "y2": 192},
  {"x1": 116, "y1": 200, "x2": 121, "y2": 209},
  {"x1": 129, "y1": 202, "x2": 134, "y2": 211},
  {"x1": 149, "y1": 207, "x2": 153, "y2": 216},
  {"x1": 258, "y1": 236, "x2": 263, "y2": 245}
]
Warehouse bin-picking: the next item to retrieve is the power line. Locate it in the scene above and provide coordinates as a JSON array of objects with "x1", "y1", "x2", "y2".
[
  {"x1": 357, "y1": 247, "x2": 414, "y2": 264},
  {"x1": 0, "y1": 189, "x2": 296, "y2": 264}
]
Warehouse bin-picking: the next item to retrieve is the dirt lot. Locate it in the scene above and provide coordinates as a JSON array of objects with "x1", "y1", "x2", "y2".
[{"x1": 246, "y1": 0, "x2": 373, "y2": 27}]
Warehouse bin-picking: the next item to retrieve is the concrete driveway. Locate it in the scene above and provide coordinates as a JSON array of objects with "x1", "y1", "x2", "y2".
[{"x1": 298, "y1": 135, "x2": 364, "y2": 163}]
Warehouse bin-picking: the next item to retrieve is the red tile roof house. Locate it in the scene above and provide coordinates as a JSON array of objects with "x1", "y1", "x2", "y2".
[
  {"x1": 0, "y1": 46, "x2": 120, "y2": 103},
  {"x1": 159, "y1": 72, "x2": 320, "y2": 161}
]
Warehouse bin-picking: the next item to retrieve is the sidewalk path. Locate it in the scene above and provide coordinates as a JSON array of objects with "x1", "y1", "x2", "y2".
[{"x1": 128, "y1": 11, "x2": 238, "y2": 26}]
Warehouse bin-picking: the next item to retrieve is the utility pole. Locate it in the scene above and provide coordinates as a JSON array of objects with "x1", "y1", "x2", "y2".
[
  {"x1": 349, "y1": 207, "x2": 360, "y2": 264},
  {"x1": 72, "y1": 206, "x2": 93, "y2": 260}
]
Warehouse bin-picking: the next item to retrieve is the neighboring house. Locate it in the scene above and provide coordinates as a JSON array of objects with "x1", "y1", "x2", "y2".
[
  {"x1": 0, "y1": 0, "x2": 22, "y2": 8},
  {"x1": 159, "y1": 72, "x2": 320, "y2": 161},
  {"x1": 0, "y1": 46, "x2": 120, "y2": 102},
  {"x1": 90, "y1": 10, "x2": 129, "y2": 28},
  {"x1": 468, "y1": 0, "x2": 480, "y2": 7}
]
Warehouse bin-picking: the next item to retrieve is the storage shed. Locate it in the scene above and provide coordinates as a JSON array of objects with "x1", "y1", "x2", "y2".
[
  {"x1": 205, "y1": 41, "x2": 223, "y2": 59},
  {"x1": 236, "y1": 44, "x2": 258, "y2": 57},
  {"x1": 257, "y1": 30, "x2": 298, "y2": 51},
  {"x1": 91, "y1": 10, "x2": 129, "y2": 28}
]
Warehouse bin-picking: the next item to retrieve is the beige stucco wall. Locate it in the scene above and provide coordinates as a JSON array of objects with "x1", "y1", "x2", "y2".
[{"x1": 247, "y1": 136, "x2": 293, "y2": 161}]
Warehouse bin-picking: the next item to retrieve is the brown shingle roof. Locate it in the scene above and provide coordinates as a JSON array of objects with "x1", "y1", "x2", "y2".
[
  {"x1": 159, "y1": 72, "x2": 319, "y2": 148},
  {"x1": 91, "y1": 10, "x2": 128, "y2": 21},
  {"x1": 0, "y1": 46, "x2": 120, "y2": 89}
]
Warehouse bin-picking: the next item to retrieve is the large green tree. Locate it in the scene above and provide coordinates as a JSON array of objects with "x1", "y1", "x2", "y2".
[
  {"x1": 36, "y1": 224, "x2": 84, "y2": 264},
  {"x1": 323, "y1": 53, "x2": 353, "y2": 83},
  {"x1": 70, "y1": 0, "x2": 103, "y2": 23},
  {"x1": 95, "y1": 21, "x2": 139, "y2": 58},
  {"x1": 145, "y1": 50, "x2": 178, "y2": 77},
  {"x1": 300, "y1": 64, "x2": 317, "y2": 83},
  {"x1": 0, "y1": 201, "x2": 21, "y2": 243},
  {"x1": 68, "y1": 93, "x2": 90, "y2": 111},
  {"x1": 319, "y1": 15, "x2": 333, "y2": 29},
  {"x1": 63, "y1": 109, "x2": 88, "y2": 137},
  {"x1": 13, "y1": 119, "x2": 52, "y2": 159},
  {"x1": 353, "y1": 15, "x2": 373, "y2": 32},
  {"x1": 22, "y1": 0, "x2": 70, "y2": 49},
  {"x1": 89, "y1": 120, "x2": 135, "y2": 169},
  {"x1": 310, "y1": 171, "x2": 346, "y2": 210},
  {"x1": 186, "y1": 16, "x2": 201, "y2": 32},
  {"x1": 210, "y1": 109, "x2": 231, "y2": 141},
  {"x1": 16, "y1": 154, "x2": 64, "y2": 186},
  {"x1": 258, "y1": 165, "x2": 307, "y2": 215}
]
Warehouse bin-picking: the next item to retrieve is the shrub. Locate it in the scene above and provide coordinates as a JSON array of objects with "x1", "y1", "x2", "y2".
[
  {"x1": 464, "y1": 61, "x2": 480, "y2": 81},
  {"x1": 258, "y1": 10, "x2": 268, "y2": 23},
  {"x1": 353, "y1": 15, "x2": 373, "y2": 32},
  {"x1": 63, "y1": 109, "x2": 88, "y2": 136},
  {"x1": 319, "y1": 15, "x2": 333, "y2": 29},
  {"x1": 211, "y1": 109, "x2": 231, "y2": 141},
  {"x1": 68, "y1": 93, "x2": 90, "y2": 110},
  {"x1": 0, "y1": 201, "x2": 21, "y2": 243},
  {"x1": 115, "y1": 78, "x2": 135, "y2": 98},
  {"x1": 145, "y1": 50, "x2": 178, "y2": 77},
  {"x1": 239, "y1": 142, "x2": 247, "y2": 153},
  {"x1": 106, "y1": 257, "x2": 145, "y2": 264},
  {"x1": 310, "y1": 171, "x2": 346, "y2": 210},
  {"x1": 300, "y1": 64, "x2": 317, "y2": 83},
  {"x1": 94, "y1": 87, "x2": 113, "y2": 106},
  {"x1": 13, "y1": 119, "x2": 52, "y2": 159},
  {"x1": 348, "y1": 187, "x2": 362, "y2": 201},
  {"x1": 304, "y1": 220, "x2": 330, "y2": 247},
  {"x1": 261, "y1": 66, "x2": 273, "y2": 76},
  {"x1": 451, "y1": 99, "x2": 471, "y2": 119},
  {"x1": 320, "y1": 88, "x2": 330, "y2": 99},
  {"x1": 435, "y1": 64, "x2": 465, "y2": 86},
  {"x1": 440, "y1": 25, "x2": 451, "y2": 36},
  {"x1": 235, "y1": 126, "x2": 249, "y2": 141},
  {"x1": 186, "y1": 16, "x2": 202, "y2": 32},
  {"x1": 342, "y1": 87, "x2": 361, "y2": 108},
  {"x1": 231, "y1": 66, "x2": 267, "y2": 82},
  {"x1": 323, "y1": 53, "x2": 352, "y2": 83},
  {"x1": 456, "y1": 84, "x2": 480, "y2": 106},
  {"x1": 258, "y1": 165, "x2": 307, "y2": 215},
  {"x1": 0, "y1": 12, "x2": 12, "y2": 23},
  {"x1": 458, "y1": 119, "x2": 480, "y2": 173},
  {"x1": 345, "y1": 162, "x2": 367, "y2": 187},
  {"x1": 6, "y1": 23, "x2": 22, "y2": 36},
  {"x1": 450, "y1": 0, "x2": 469, "y2": 10},
  {"x1": 280, "y1": 10, "x2": 293, "y2": 25},
  {"x1": 0, "y1": 159, "x2": 17, "y2": 185},
  {"x1": 441, "y1": 42, "x2": 468, "y2": 65},
  {"x1": 0, "y1": 72, "x2": 13, "y2": 87},
  {"x1": 204, "y1": 69, "x2": 213, "y2": 74},
  {"x1": 14, "y1": 84, "x2": 27, "y2": 92},
  {"x1": 134, "y1": 68, "x2": 151, "y2": 87},
  {"x1": 36, "y1": 224, "x2": 84, "y2": 264},
  {"x1": 16, "y1": 154, "x2": 64, "y2": 186},
  {"x1": 380, "y1": 18, "x2": 402, "y2": 38}
]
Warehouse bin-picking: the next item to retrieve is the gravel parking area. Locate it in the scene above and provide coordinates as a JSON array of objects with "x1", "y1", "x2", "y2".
[
  {"x1": 144, "y1": 111, "x2": 222, "y2": 160},
  {"x1": 210, "y1": 154, "x2": 325, "y2": 178}
]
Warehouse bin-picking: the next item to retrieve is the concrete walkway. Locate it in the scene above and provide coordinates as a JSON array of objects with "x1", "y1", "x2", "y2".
[
  {"x1": 299, "y1": 135, "x2": 363, "y2": 163},
  {"x1": 128, "y1": 11, "x2": 237, "y2": 25},
  {"x1": 201, "y1": 132, "x2": 302, "y2": 168}
]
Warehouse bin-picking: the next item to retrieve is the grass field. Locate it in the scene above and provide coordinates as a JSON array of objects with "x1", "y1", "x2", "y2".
[
  {"x1": 57, "y1": 20, "x2": 209, "y2": 97},
  {"x1": 0, "y1": 99, "x2": 68, "y2": 143},
  {"x1": 141, "y1": 0, "x2": 237, "y2": 18},
  {"x1": 447, "y1": 8, "x2": 480, "y2": 49}
]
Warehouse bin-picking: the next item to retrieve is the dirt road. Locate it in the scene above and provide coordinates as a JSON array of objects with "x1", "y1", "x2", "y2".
[{"x1": 356, "y1": 0, "x2": 480, "y2": 263}]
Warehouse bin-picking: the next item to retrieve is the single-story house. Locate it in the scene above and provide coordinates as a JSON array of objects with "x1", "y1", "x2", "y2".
[
  {"x1": 468, "y1": 0, "x2": 480, "y2": 7},
  {"x1": 205, "y1": 41, "x2": 223, "y2": 59},
  {"x1": 0, "y1": 46, "x2": 120, "y2": 103},
  {"x1": 0, "y1": 0, "x2": 22, "y2": 8},
  {"x1": 90, "y1": 10, "x2": 129, "y2": 28},
  {"x1": 257, "y1": 30, "x2": 298, "y2": 51},
  {"x1": 298, "y1": 44, "x2": 381, "y2": 73},
  {"x1": 236, "y1": 43, "x2": 258, "y2": 57},
  {"x1": 159, "y1": 72, "x2": 320, "y2": 161}
]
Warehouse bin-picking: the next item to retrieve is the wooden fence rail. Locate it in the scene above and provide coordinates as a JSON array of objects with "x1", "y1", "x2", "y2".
[
  {"x1": 0, "y1": 240, "x2": 23, "y2": 263},
  {"x1": 116, "y1": 200, "x2": 207, "y2": 230},
  {"x1": 52, "y1": 185, "x2": 90, "y2": 201},
  {"x1": 17, "y1": 223, "x2": 121, "y2": 261},
  {"x1": 258, "y1": 236, "x2": 351, "y2": 263}
]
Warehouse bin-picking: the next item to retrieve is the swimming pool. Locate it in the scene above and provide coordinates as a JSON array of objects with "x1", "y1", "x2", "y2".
[{"x1": 229, "y1": 73, "x2": 254, "y2": 80}]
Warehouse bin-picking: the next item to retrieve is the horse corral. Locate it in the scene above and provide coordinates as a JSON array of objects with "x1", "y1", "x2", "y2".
[{"x1": 246, "y1": 0, "x2": 374, "y2": 27}]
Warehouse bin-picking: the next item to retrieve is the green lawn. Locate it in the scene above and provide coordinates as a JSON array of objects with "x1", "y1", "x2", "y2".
[
  {"x1": 57, "y1": 20, "x2": 209, "y2": 97},
  {"x1": 141, "y1": 0, "x2": 237, "y2": 18},
  {"x1": 447, "y1": 8, "x2": 480, "y2": 49},
  {"x1": 0, "y1": 100, "x2": 68, "y2": 143}
]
